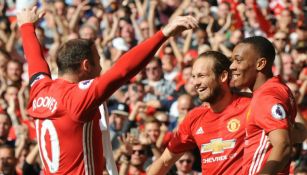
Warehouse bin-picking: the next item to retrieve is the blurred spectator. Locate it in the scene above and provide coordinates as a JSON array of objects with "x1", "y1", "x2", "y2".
[
  {"x1": 224, "y1": 29, "x2": 244, "y2": 51},
  {"x1": 79, "y1": 24, "x2": 97, "y2": 41},
  {"x1": 143, "y1": 58, "x2": 176, "y2": 102},
  {"x1": 273, "y1": 30, "x2": 290, "y2": 53},
  {"x1": 0, "y1": 145, "x2": 17, "y2": 175},
  {"x1": 169, "y1": 94, "x2": 194, "y2": 130},
  {"x1": 109, "y1": 102, "x2": 130, "y2": 150},
  {"x1": 175, "y1": 151, "x2": 201, "y2": 175},
  {"x1": 161, "y1": 46, "x2": 178, "y2": 82},
  {"x1": 5, "y1": 60, "x2": 22, "y2": 88},
  {"x1": 0, "y1": 49, "x2": 10, "y2": 79},
  {"x1": 0, "y1": 113, "x2": 13, "y2": 147},
  {"x1": 118, "y1": 142, "x2": 149, "y2": 175}
]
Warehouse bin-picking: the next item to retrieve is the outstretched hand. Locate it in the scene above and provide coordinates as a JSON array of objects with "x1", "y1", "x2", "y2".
[
  {"x1": 17, "y1": 6, "x2": 45, "y2": 27},
  {"x1": 162, "y1": 16, "x2": 198, "y2": 37}
]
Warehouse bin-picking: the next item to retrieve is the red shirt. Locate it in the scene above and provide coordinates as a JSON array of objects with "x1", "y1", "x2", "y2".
[
  {"x1": 20, "y1": 23, "x2": 167, "y2": 174},
  {"x1": 168, "y1": 96, "x2": 250, "y2": 174},
  {"x1": 243, "y1": 77, "x2": 297, "y2": 175}
]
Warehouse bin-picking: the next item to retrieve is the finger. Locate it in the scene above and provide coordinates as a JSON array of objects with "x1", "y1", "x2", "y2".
[
  {"x1": 81, "y1": 0, "x2": 89, "y2": 6},
  {"x1": 31, "y1": 6, "x2": 38, "y2": 13},
  {"x1": 186, "y1": 16, "x2": 198, "y2": 28},
  {"x1": 16, "y1": 12, "x2": 21, "y2": 20},
  {"x1": 184, "y1": 20, "x2": 194, "y2": 29},
  {"x1": 181, "y1": 22, "x2": 190, "y2": 30},
  {"x1": 117, "y1": 136, "x2": 124, "y2": 144},
  {"x1": 38, "y1": 9, "x2": 46, "y2": 19}
]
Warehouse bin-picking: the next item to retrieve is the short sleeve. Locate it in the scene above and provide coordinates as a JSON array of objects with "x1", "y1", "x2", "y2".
[
  {"x1": 255, "y1": 93, "x2": 291, "y2": 134},
  {"x1": 167, "y1": 113, "x2": 197, "y2": 154}
]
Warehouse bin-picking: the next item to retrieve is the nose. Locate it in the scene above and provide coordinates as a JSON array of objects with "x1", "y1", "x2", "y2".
[
  {"x1": 229, "y1": 61, "x2": 236, "y2": 71},
  {"x1": 191, "y1": 77, "x2": 200, "y2": 89}
]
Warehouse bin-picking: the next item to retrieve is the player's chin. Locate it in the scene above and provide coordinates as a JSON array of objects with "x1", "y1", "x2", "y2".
[{"x1": 230, "y1": 79, "x2": 243, "y2": 89}]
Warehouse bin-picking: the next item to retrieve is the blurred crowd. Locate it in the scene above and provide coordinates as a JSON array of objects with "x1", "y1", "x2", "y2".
[{"x1": 0, "y1": 0, "x2": 306, "y2": 174}]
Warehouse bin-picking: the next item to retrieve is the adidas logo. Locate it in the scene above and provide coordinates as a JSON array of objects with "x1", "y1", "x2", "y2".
[{"x1": 196, "y1": 127, "x2": 204, "y2": 135}]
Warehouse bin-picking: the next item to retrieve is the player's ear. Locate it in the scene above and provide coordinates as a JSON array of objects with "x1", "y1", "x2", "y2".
[
  {"x1": 80, "y1": 59, "x2": 91, "y2": 72},
  {"x1": 256, "y1": 57, "x2": 266, "y2": 71},
  {"x1": 220, "y1": 70, "x2": 228, "y2": 83}
]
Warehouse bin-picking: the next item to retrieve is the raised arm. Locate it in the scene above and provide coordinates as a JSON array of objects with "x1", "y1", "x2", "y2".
[
  {"x1": 96, "y1": 16, "x2": 198, "y2": 101},
  {"x1": 17, "y1": 7, "x2": 51, "y2": 80}
]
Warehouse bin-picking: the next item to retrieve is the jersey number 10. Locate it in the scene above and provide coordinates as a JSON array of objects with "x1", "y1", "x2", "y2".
[{"x1": 36, "y1": 119, "x2": 60, "y2": 173}]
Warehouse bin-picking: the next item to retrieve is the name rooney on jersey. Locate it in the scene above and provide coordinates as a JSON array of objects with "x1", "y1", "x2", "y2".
[{"x1": 33, "y1": 96, "x2": 58, "y2": 113}]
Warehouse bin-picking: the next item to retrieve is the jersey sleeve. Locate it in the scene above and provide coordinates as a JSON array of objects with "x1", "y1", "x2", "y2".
[
  {"x1": 167, "y1": 112, "x2": 197, "y2": 154},
  {"x1": 20, "y1": 23, "x2": 51, "y2": 80},
  {"x1": 94, "y1": 31, "x2": 166, "y2": 102},
  {"x1": 255, "y1": 91, "x2": 292, "y2": 134},
  {"x1": 65, "y1": 31, "x2": 167, "y2": 122}
]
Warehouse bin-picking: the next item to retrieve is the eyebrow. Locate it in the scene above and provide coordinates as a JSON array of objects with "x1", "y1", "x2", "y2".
[{"x1": 234, "y1": 55, "x2": 243, "y2": 59}]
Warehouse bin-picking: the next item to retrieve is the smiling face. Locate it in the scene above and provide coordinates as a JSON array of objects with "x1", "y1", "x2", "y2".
[
  {"x1": 230, "y1": 43, "x2": 258, "y2": 89},
  {"x1": 191, "y1": 57, "x2": 223, "y2": 103}
]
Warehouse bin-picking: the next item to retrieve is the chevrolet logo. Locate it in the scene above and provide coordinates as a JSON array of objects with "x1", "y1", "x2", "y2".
[{"x1": 201, "y1": 138, "x2": 236, "y2": 154}]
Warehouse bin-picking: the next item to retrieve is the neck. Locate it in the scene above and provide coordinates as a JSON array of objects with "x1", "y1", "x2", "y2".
[
  {"x1": 58, "y1": 73, "x2": 80, "y2": 83},
  {"x1": 252, "y1": 72, "x2": 272, "y2": 91},
  {"x1": 129, "y1": 165, "x2": 143, "y2": 173},
  {"x1": 210, "y1": 88, "x2": 233, "y2": 113}
]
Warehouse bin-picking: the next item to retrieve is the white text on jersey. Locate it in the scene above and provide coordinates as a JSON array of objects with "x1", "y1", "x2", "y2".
[
  {"x1": 202, "y1": 153, "x2": 237, "y2": 164},
  {"x1": 33, "y1": 96, "x2": 58, "y2": 113}
]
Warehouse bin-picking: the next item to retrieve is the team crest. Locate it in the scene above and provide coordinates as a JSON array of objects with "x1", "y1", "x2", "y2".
[
  {"x1": 78, "y1": 79, "x2": 93, "y2": 90},
  {"x1": 271, "y1": 104, "x2": 286, "y2": 120},
  {"x1": 227, "y1": 118, "x2": 240, "y2": 132}
]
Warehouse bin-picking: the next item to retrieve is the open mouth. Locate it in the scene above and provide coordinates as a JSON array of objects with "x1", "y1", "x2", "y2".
[
  {"x1": 231, "y1": 74, "x2": 240, "y2": 80},
  {"x1": 197, "y1": 87, "x2": 207, "y2": 93}
]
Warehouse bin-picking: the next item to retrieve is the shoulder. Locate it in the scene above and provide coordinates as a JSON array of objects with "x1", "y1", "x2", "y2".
[
  {"x1": 186, "y1": 105, "x2": 210, "y2": 121},
  {"x1": 261, "y1": 78, "x2": 292, "y2": 98},
  {"x1": 189, "y1": 105, "x2": 209, "y2": 114},
  {"x1": 228, "y1": 95, "x2": 251, "y2": 112},
  {"x1": 235, "y1": 95, "x2": 252, "y2": 104},
  {"x1": 30, "y1": 74, "x2": 52, "y2": 87},
  {"x1": 256, "y1": 82, "x2": 293, "y2": 106}
]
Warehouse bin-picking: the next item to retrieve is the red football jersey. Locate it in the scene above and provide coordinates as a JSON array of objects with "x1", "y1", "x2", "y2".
[
  {"x1": 28, "y1": 77, "x2": 106, "y2": 174},
  {"x1": 20, "y1": 23, "x2": 167, "y2": 174},
  {"x1": 242, "y1": 76, "x2": 297, "y2": 175},
  {"x1": 168, "y1": 96, "x2": 250, "y2": 174}
]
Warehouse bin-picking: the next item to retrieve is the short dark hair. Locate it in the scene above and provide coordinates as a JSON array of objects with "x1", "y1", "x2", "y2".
[
  {"x1": 56, "y1": 39, "x2": 95, "y2": 74},
  {"x1": 0, "y1": 144, "x2": 15, "y2": 155},
  {"x1": 0, "y1": 48, "x2": 11, "y2": 60},
  {"x1": 7, "y1": 59, "x2": 22, "y2": 68},
  {"x1": 150, "y1": 57, "x2": 162, "y2": 68},
  {"x1": 144, "y1": 118, "x2": 161, "y2": 127},
  {"x1": 198, "y1": 51, "x2": 231, "y2": 77},
  {"x1": 240, "y1": 36, "x2": 276, "y2": 67}
]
